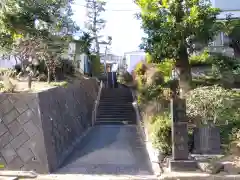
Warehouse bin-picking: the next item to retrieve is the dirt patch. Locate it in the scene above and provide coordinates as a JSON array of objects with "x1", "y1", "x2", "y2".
[{"x1": 0, "y1": 73, "x2": 87, "y2": 93}]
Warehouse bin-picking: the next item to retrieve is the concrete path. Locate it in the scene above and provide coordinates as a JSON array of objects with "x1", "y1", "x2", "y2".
[{"x1": 57, "y1": 125, "x2": 154, "y2": 176}]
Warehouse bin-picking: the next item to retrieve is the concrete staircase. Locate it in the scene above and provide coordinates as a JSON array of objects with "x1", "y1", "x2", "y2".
[{"x1": 95, "y1": 88, "x2": 136, "y2": 125}]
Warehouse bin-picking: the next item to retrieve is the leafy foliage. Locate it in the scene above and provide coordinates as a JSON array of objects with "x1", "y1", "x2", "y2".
[
  {"x1": 136, "y1": 0, "x2": 220, "y2": 94},
  {"x1": 186, "y1": 86, "x2": 240, "y2": 126},
  {"x1": 189, "y1": 49, "x2": 213, "y2": 66},
  {"x1": 0, "y1": 0, "x2": 78, "y2": 82},
  {"x1": 149, "y1": 113, "x2": 172, "y2": 155}
]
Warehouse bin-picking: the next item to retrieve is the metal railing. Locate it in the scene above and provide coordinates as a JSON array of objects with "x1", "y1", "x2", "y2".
[{"x1": 92, "y1": 80, "x2": 103, "y2": 126}]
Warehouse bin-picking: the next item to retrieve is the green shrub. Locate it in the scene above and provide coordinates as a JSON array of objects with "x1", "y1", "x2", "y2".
[
  {"x1": 50, "y1": 81, "x2": 68, "y2": 88},
  {"x1": 135, "y1": 62, "x2": 147, "y2": 76},
  {"x1": 91, "y1": 55, "x2": 101, "y2": 76},
  {"x1": 219, "y1": 120, "x2": 240, "y2": 152},
  {"x1": 148, "y1": 113, "x2": 172, "y2": 155},
  {"x1": 186, "y1": 86, "x2": 240, "y2": 126},
  {"x1": 189, "y1": 49, "x2": 212, "y2": 66},
  {"x1": 139, "y1": 84, "x2": 163, "y2": 103},
  {"x1": 156, "y1": 59, "x2": 174, "y2": 82},
  {"x1": 191, "y1": 75, "x2": 220, "y2": 88},
  {"x1": 117, "y1": 71, "x2": 133, "y2": 84}
]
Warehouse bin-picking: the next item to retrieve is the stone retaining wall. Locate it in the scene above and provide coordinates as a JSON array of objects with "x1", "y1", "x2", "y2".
[{"x1": 0, "y1": 78, "x2": 99, "y2": 173}]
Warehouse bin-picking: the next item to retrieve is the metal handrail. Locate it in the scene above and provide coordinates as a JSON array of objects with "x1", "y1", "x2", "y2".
[{"x1": 92, "y1": 80, "x2": 103, "y2": 126}]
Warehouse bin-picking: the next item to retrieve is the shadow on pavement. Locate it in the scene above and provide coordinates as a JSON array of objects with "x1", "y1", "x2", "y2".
[{"x1": 56, "y1": 125, "x2": 154, "y2": 176}]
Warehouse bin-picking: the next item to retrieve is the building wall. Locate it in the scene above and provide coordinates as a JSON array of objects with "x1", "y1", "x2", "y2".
[
  {"x1": 213, "y1": 0, "x2": 240, "y2": 11},
  {"x1": 0, "y1": 58, "x2": 16, "y2": 68},
  {"x1": 125, "y1": 52, "x2": 145, "y2": 73}
]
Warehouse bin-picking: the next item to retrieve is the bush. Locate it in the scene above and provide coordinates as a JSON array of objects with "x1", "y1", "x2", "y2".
[
  {"x1": 117, "y1": 71, "x2": 133, "y2": 84},
  {"x1": 139, "y1": 84, "x2": 163, "y2": 103},
  {"x1": 91, "y1": 55, "x2": 101, "y2": 76},
  {"x1": 50, "y1": 81, "x2": 68, "y2": 88},
  {"x1": 148, "y1": 113, "x2": 172, "y2": 155},
  {"x1": 155, "y1": 59, "x2": 175, "y2": 82},
  {"x1": 135, "y1": 62, "x2": 147, "y2": 76},
  {"x1": 189, "y1": 49, "x2": 212, "y2": 66},
  {"x1": 186, "y1": 86, "x2": 240, "y2": 126}
]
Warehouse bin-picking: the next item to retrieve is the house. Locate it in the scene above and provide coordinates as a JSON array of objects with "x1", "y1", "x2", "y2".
[
  {"x1": 209, "y1": 0, "x2": 240, "y2": 56},
  {"x1": 65, "y1": 41, "x2": 91, "y2": 75},
  {"x1": 124, "y1": 50, "x2": 146, "y2": 73}
]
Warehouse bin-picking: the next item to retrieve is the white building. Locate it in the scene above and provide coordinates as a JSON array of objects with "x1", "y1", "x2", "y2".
[
  {"x1": 209, "y1": 0, "x2": 240, "y2": 56},
  {"x1": 124, "y1": 51, "x2": 146, "y2": 73}
]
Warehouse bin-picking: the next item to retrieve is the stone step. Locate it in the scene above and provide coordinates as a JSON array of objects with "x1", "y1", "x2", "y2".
[
  {"x1": 98, "y1": 103, "x2": 133, "y2": 105},
  {"x1": 96, "y1": 117, "x2": 136, "y2": 122},
  {"x1": 97, "y1": 111, "x2": 135, "y2": 115},
  {"x1": 98, "y1": 109, "x2": 134, "y2": 111},
  {"x1": 99, "y1": 101, "x2": 133, "y2": 104},
  {"x1": 96, "y1": 115, "x2": 136, "y2": 119},
  {"x1": 94, "y1": 121, "x2": 136, "y2": 125},
  {"x1": 100, "y1": 97, "x2": 133, "y2": 100},
  {"x1": 100, "y1": 96, "x2": 133, "y2": 100},
  {"x1": 98, "y1": 102, "x2": 133, "y2": 105}
]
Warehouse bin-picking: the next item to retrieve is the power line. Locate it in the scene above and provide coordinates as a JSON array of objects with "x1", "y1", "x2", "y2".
[{"x1": 72, "y1": 3, "x2": 140, "y2": 12}]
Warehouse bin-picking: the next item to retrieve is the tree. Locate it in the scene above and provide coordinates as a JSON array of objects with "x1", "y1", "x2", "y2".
[
  {"x1": 136, "y1": 0, "x2": 220, "y2": 95},
  {"x1": 0, "y1": 0, "x2": 78, "y2": 82},
  {"x1": 78, "y1": 32, "x2": 93, "y2": 55},
  {"x1": 85, "y1": 0, "x2": 106, "y2": 55}
]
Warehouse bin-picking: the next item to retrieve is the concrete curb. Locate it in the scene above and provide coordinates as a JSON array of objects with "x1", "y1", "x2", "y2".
[
  {"x1": 131, "y1": 90, "x2": 162, "y2": 177},
  {"x1": 159, "y1": 172, "x2": 240, "y2": 180}
]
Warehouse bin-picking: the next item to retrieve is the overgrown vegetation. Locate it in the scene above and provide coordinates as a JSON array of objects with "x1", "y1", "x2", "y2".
[{"x1": 133, "y1": 0, "x2": 240, "y2": 155}]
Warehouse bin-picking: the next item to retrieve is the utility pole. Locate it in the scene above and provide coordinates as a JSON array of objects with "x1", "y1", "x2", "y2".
[{"x1": 104, "y1": 45, "x2": 108, "y2": 88}]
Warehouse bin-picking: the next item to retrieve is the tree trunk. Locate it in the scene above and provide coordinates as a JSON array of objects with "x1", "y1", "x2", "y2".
[{"x1": 176, "y1": 45, "x2": 192, "y2": 97}]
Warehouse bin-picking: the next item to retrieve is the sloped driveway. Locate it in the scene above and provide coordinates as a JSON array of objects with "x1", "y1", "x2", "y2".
[{"x1": 57, "y1": 125, "x2": 154, "y2": 176}]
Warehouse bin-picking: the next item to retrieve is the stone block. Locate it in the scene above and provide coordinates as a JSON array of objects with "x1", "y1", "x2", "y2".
[
  {"x1": 193, "y1": 127, "x2": 221, "y2": 154},
  {"x1": 1, "y1": 144, "x2": 17, "y2": 164},
  {"x1": 172, "y1": 123, "x2": 189, "y2": 160},
  {"x1": 0, "y1": 99, "x2": 14, "y2": 115},
  {"x1": 10, "y1": 131, "x2": 30, "y2": 150},
  {"x1": 2, "y1": 109, "x2": 19, "y2": 125},
  {"x1": 0, "y1": 94, "x2": 7, "y2": 103},
  {"x1": 16, "y1": 144, "x2": 34, "y2": 163},
  {"x1": 14, "y1": 100, "x2": 28, "y2": 114},
  {"x1": 8, "y1": 95, "x2": 18, "y2": 104},
  {"x1": 7, "y1": 120, "x2": 23, "y2": 138},
  {"x1": 7, "y1": 157, "x2": 24, "y2": 170},
  {"x1": 171, "y1": 98, "x2": 187, "y2": 123},
  {"x1": 0, "y1": 78, "x2": 98, "y2": 173},
  {"x1": 169, "y1": 160, "x2": 197, "y2": 172},
  {"x1": 17, "y1": 109, "x2": 33, "y2": 125},
  {"x1": 0, "y1": 132, "x2": 13, "y2": 149},
  {"x1": 0, "y1": 124, "x2": 8, "y2": 137},
  {"x1": 23, "y1": 120, "x2": 39, "y2": 137}
]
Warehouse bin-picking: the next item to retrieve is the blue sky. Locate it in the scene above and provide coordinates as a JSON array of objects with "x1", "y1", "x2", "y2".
[{"x1": 72, "y1": 0, "x2": 144, "y2": 56}]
